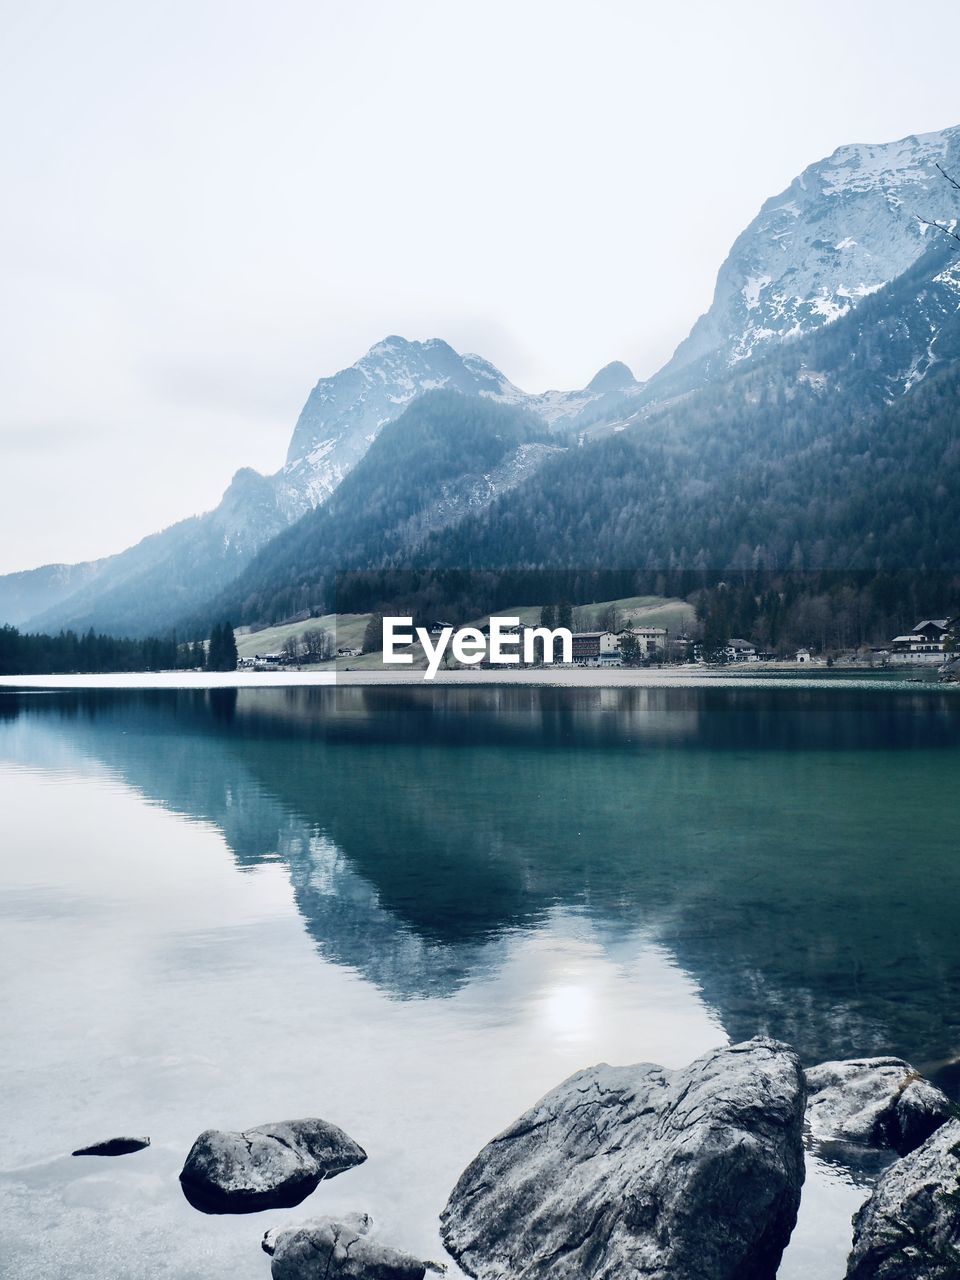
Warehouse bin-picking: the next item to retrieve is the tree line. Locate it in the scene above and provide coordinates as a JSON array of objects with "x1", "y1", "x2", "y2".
[{"x1": 0, "y1": 621, "x2": 240, "y2": 675}]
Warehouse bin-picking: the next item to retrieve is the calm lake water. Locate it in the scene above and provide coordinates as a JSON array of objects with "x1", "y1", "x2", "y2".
[{"x1": 1, "y1": 682, "x2": 958, "y2": 1279}]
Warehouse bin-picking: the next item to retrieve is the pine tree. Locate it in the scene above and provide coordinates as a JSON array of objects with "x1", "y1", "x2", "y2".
[
  {"x1": 619, "y1": 632, "x2": 643, "y2": 666},
  {"x1": 207, "y1": 622, "x2": 221, "y2": 671},
  {"x1": 205, "y1": 621, "x2": 238, "y2": 671},
  {"x1": 222, "y1": 621, "x2": 238, "y2": 671}
]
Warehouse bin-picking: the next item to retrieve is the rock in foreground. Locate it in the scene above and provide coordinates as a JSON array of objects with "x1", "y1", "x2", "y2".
[
  {"x1": 263, "y1": 1214, "x2": 444, "y2": 1280},
  {"x1": 845, "y1": 1118, "x2": 960, "y2": 1279},
  {"x1": 441, "y1": 1037, "x2": 805, "y2": 1280},
  {"x1": 72, "y1": 1136, "x2": 150, "y2": 1156},
  {"x1": 806, "y1": 1057, "x2": 951, "y2": 1157},
  {"x1": 180, "y1": 1118, "x2": 366, "y2": 1213}
]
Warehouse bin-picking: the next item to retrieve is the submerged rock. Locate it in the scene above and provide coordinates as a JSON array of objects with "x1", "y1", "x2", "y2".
[
  {"x1": 71, "y1": 1136, "x2": 150, "y2": 1157},
  {"x1": 179, "y1": 1117, "x2": 366, "y2": 1213},
  {"x1": 845, "y1": 1118, "x2": 960, "y2": 1279},
  {"x1": 263, "y1": 1215, "x2": 445, "y2": 1280},
  {"x1": 806, "y1": 1057, "x2": 951, "y2": 1157},
  {"x1": 441, "y1": 1036, "x2": 806, "y2": 1280}
]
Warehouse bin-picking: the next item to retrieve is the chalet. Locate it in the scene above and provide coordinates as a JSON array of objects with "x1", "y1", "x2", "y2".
[
  {"x1": 725, "y1": 639, "x2": 758, "y2": 662},
  {"x1": 891, "y1": 619, "x2": 954, "y2": 654},
  {"x1": 571, "y1": 631, "x2": 621, "y2": 665}
]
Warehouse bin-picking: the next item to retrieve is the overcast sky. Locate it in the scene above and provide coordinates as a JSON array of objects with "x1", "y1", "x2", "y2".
[{"x1": 3, "y1": 0, "x2": 960, "y2": 573}]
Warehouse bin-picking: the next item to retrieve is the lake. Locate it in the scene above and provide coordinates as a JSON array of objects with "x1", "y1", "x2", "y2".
[{"x1": 1, "y1": 682, "x2": 958, "y2": 1279}]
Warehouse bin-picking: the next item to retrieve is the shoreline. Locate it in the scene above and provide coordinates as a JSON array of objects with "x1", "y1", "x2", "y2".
[{"x1": 0, "y1": 665, "x2": 953, "y2": 691}]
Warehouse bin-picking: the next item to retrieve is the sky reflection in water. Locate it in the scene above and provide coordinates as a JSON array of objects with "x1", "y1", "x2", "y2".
[{"x1": 1, "y1": 684, "x2": 958, "y2": 1280}]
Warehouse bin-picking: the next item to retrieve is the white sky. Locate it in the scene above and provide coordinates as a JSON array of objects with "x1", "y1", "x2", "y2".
[{"x1": 2, "y1": 0, "x2": 960, "y2": 573}]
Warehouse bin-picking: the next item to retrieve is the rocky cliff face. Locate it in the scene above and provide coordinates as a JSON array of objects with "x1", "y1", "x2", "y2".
[
  {"x1": 277, "y1": 337, "x2": 529, "y2": 519},
  {"x1": 654, "y1": 125, "x2": 960, "y2": 392},
  {"x1": 276, "y1": 337, "x2": 646, "y2": 520}
]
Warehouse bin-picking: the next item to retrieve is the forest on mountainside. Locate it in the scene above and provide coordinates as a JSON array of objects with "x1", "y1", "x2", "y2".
[{"x1": 194, "y1": 391, "x2": 556, "y2": 628}]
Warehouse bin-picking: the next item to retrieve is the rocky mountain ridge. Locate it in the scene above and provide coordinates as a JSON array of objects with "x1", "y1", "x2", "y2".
[
  {"x1": 3, "y1": 123, "x2": 960, "y2": 635},
  {"x1": 652, "y1": 124, "x2": 960, "y2": 394}
]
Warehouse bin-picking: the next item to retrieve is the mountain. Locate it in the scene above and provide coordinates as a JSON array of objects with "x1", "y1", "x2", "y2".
[
  {"x1": 197, "y1": 390, "x2": 560, "y2": 626},
  {"x1": 277, "y1": 336, "x2": 532, "y2": 518},
  {"x1": 215, "y1": 236, "x2": 960, "y2": 625},
  {"x1": 407, "y1": 251, "x2": 960, "y2": 580},
  {"x1": 277, "y1": 337, "x2": 646, "y2": 516},
  {"x1": 2, "y1": 338, "x2": 637, "y2": 635},
  {"x1": 24, "y1": 466, "x2": 291, "y2": 636},
  {"x1": 6, "y1": 122, "x2": 960, "y2": 637},
  {"x1": 0, "y1": 560, "x2": 103, "y2": 629},
  {"x1": 650, "y1": 125, "x2": 960, "y2": 397}
]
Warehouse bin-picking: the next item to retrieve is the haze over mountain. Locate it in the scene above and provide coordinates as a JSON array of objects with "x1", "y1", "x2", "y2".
[
  {"x1": 0, "y1": 341, "x2": 644, "y2": 634},
  {"x1": 2, "y1": 123, "x2": 959, "y2": 637}
]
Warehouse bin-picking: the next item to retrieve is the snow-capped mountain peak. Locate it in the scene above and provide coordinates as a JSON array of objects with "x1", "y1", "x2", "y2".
[
  {"x1": 277, "y1": 336, "x2": 648, "y2": 517},
  {"x1": 278, "y1": 336, "x2": 530, "y2": 516},
  {"x1": 656, "y1": 124, "x2": 960, "y2": 388}
]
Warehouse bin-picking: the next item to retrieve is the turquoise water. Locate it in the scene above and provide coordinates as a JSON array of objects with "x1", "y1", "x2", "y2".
[{"x1": 1, "y1": 684, "x2": 958, "y2": 1279}]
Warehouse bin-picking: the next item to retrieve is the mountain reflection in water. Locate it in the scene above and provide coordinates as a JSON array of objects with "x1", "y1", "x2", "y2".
[{"x1": 1, "y1": 683, "x2": 958, "y2": 1081}]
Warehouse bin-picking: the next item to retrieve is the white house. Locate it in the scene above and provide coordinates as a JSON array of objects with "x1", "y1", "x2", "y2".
[
  {"x1": 891, "y1": 620, "x2": 954, "y2": 654},
  {"x1": 725, "y1": 639, "x2": 758, "y2": 662}
]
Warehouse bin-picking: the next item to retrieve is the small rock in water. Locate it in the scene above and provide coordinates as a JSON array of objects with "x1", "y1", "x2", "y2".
[
  {"x1": 179, "y1": 1117, "x2": 366, "y2": 1214},
  {"x1": 805, "y1": 1056, "x2": 951, "y2": 1157},
  {"x1": 441, "y1": 1036, "x2": 806, "y2": 1280},
  {"x1": 71, "y1": 1136, "x2": 150, "y2": 1157},
  {"x1": 845, "y1": 1117, "x2": 960, "y2": 1280},
  {"x1": 263, "y1": 1215, "x2": 445, "y2": 1280}
]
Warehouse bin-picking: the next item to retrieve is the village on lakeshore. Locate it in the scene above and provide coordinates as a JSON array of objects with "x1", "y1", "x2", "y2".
[{"x1": 234, "y1": 601, "x2": 960, "y2": 682}]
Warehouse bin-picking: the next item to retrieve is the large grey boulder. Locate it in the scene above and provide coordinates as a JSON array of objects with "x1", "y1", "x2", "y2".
[
  {"x1": 845, "y1": 1118, "x2": 960, "y2": 1279},
  {"x1": 179, "y1": 1117, "x2": 366, "y2": 1213},
  {"x1": 441, "y1": 1037, "x2": 806, "y2": 1280},
  {"x1": 806, "y1": 1057, "x2": 951, "y2": 1157},
  {"x1": 263, "y1": 1214, "x2": 444, "y2": 1280}
]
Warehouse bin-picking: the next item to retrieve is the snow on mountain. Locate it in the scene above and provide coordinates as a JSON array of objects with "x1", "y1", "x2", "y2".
[
  {"x1": 8, "y1": 121, "x2": 960, "y2": 635},
  {"x1": 275, "y1": 337, "x2": 644, "y2": 519},
  {"x1": 656, "y1": 125, "x2": 960, "y2": 389},
  {"x1": 2, "y1": 339, "x2": 621, "y2": 632},
  {"x1": 277, "y1": 337, "x2": 529, "y2": 518}
]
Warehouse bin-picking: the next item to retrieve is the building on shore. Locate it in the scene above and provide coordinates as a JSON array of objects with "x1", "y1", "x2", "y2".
[
  {"x1": 724, "y1": 639, "x2": 758, "y2": 662},
  {"x1": 571, "y1": 631, "x2": 622, "y2": 665},
  {"x1": 621, "y1": 626, "x2": 668, "y2": 658},
  {"x1": 890, "y1": 619, "x2": 954, "y2": 654}
]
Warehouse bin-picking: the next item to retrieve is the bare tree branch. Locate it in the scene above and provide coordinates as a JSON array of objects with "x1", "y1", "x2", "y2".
[
  {"x1": 914, "y1": 213, "x2": 960, "y2": 247},
  {"x1": 913, "y1": 163, "x2": 960, "y2": 250}
]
